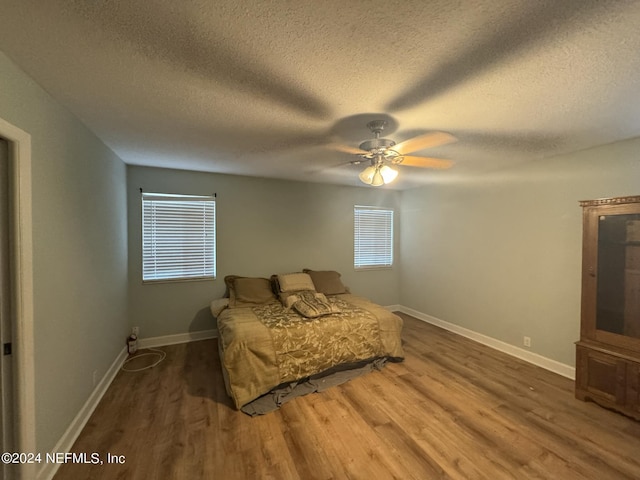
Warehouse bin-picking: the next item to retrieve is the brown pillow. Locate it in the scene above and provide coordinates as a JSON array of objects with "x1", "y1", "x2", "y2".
[
  {"x1": 303, "y1": 269, "x2": 348, "y2": 295},
  {"x1": 224, "y1": 275, "x2": 276, "y2": 307}
]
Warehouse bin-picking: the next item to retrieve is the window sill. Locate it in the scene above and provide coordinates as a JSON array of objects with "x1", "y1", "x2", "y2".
[
  {"x1": 354, "y1": 266, "x2": 393, "y2": 271},
  {"x1": 142, "y1": 276, "x2": 216, "y2": 285}
]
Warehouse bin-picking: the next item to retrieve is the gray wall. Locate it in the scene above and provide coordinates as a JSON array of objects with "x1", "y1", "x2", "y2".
[
  {"x1": 400, "y1": 137, "x2": 640, "y2": 366},
  {"x1": 127, "y1": 165, "x2": 401, "y2": 338},
  {"x1": 0, "y1": 53, "x2": 129, "y2": 453}
]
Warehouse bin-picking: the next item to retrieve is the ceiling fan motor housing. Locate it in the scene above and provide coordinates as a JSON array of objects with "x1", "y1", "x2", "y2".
[{"x1": 359, "y1": 138, "x2": 397, "y2": 158}]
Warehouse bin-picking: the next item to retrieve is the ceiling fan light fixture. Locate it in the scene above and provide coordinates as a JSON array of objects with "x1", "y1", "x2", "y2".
[
  {"x1": 359, "y1": 162, "x2": 398, "y2": 186},
  {"x1": 379, "y1": 165, "x2": 398, "y2": 184},
  {"x1": 358, "y1": 165, "x2": 376, "y2": 184},
  {"x1": 371, "y1": 168, "x2": 384, "y2": 187}
]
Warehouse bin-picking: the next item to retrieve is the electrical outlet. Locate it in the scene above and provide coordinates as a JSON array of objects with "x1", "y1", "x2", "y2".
[
  {"x1": 92, "y1": 370, "x2": 98, "y2": 387},
  {"x1": 132, "y1": 326, "x2": 139, "y2": 336},
  {"x1": 523, "y1": 336, "x2": 531, "y2": 348}
]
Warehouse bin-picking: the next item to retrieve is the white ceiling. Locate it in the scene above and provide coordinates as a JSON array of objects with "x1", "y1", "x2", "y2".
[{"x1": 1, "y1": 0, "x2": 640, "y2": 189}]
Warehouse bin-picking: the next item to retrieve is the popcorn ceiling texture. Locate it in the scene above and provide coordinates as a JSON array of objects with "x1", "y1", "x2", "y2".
[{"x1": 1, "y1": 0, "x2": 639, "y2": 189}]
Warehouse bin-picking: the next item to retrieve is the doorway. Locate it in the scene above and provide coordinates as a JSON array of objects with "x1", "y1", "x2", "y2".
[
  {"x1": 0, "y1": 116, "x2": 36, "y2": 480},
  {"x1": 0, "y1": 137, "x2": 15, "y2": 479}
]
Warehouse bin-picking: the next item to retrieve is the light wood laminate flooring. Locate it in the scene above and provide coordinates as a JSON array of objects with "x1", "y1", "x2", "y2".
[{"x1": 54, "y1": 314, "x2": 640, "y2": 479}]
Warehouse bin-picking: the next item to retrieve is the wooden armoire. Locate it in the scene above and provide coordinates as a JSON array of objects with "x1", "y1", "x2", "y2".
[{"x1": 575, "y1": 196, "x2": 640, "y2": 419}]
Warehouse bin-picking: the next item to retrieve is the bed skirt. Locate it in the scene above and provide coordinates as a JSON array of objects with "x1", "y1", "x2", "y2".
[{"x1": 239, "y1": 357, "x2": 397, "y2": 416}]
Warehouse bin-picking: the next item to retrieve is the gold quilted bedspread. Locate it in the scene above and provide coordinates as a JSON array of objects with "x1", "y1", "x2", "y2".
[{"x1": 217, "y1": 294, "x2": 404, "y2": 409}]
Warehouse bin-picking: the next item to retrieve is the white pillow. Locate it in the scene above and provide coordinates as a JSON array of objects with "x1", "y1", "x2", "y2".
[{"x1": 277, "y1": 272, "x2": 315, "y2": 292}]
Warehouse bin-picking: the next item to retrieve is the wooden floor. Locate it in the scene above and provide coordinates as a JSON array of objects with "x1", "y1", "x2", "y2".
[{"x1": 54, "y1": 314, "x2": 640, "y2": 480}]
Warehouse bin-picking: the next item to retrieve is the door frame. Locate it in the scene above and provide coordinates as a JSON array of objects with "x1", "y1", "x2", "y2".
[{"x1": 0, "y1": 116, "x2": 35, "y2": 479}]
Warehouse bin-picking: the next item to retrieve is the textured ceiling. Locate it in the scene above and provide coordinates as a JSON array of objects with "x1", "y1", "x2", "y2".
[{"x1": 1, "y1": 0, "x2": 640, "y2": 189}]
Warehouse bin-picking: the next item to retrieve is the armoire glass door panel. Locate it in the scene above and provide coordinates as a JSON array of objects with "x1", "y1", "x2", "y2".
[{"x1": 596, "y1": 213, "x2": 640, "y2": 338}]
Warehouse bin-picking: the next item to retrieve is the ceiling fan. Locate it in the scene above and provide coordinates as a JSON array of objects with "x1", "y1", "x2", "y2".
[{"x1": 330, "y1": 120, "x2": 456, "y2": 186}]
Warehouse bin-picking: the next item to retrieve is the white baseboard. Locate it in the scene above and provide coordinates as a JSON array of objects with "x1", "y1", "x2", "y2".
[
  {"x1": 37, "y1": 346, "x2": 129, "y2": 480},
  {"x1": 396, "y1": 305, "x2": 576, "y2": 380},
  {"x1": 138, "y1": 329, "x2": 217, "y2": 349}
]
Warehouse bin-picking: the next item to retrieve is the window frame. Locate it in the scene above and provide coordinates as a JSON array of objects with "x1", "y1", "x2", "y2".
[
  {"x1": 141, "y1": 192, "x2": 216, "y2": 283},
  {"x1": 353, "y1": 205, "x2": 394, "y2": 270}
]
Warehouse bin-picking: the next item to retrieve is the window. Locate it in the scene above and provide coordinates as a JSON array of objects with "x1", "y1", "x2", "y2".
[
  {"x1": 354, "y1": 206, "x2": 393, "y2": 269},
  {"x1": 142, "y1": 192, "x2": 216, "y2": 282}
]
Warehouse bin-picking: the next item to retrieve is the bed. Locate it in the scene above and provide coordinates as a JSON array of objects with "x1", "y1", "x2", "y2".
[{"x1": 211, "y1": 270, "x2": 404, "y2": 415}]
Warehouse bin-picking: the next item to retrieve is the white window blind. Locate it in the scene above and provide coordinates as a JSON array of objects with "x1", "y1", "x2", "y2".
[
  {"x1": 142, "y1": 193, "x2": 216, "y2": 282},
  {"x1": 354, "y1": 206, "x2": 393, "y2": 269}
]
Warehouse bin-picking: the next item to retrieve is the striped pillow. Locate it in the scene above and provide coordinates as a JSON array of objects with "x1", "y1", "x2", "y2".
[{"x1": 292, "y1": 291, "x2": 341, "y2": 318}]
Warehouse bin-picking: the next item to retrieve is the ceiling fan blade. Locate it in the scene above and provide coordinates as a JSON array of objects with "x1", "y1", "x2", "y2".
[
  {"x1": 391, "y1": 132, "x2": 456, "y2": 155},
  {"x1": 393, "y1": 155, "x2": 453, "y2": 169},
  {"x1": 306, "y1": 159, "x2": 366, "y2": 174},
  {"x1": 326, "y1": 143, "x2": 370, "y2": 155}
]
